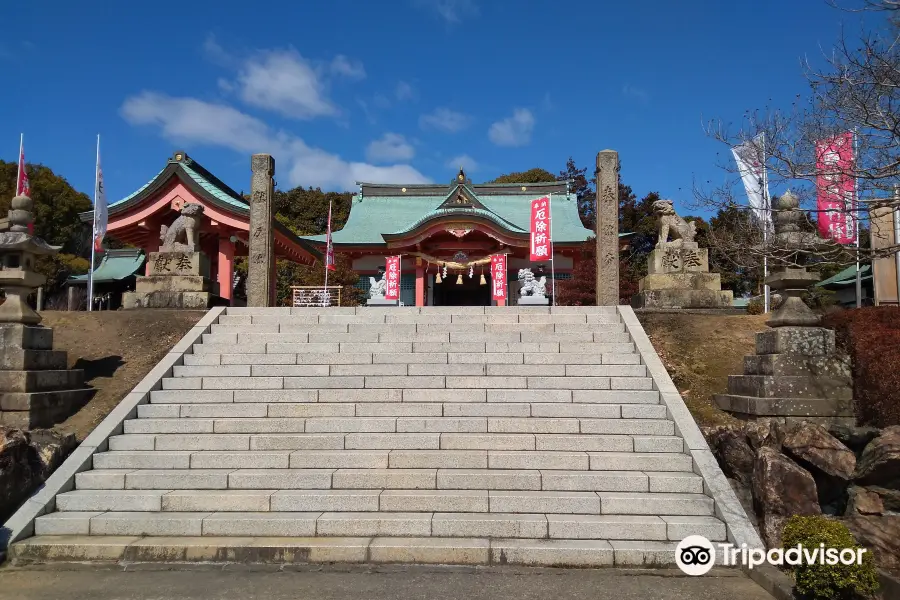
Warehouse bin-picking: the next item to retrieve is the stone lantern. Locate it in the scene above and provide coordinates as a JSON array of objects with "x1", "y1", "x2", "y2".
[
  {"x1": 0, "y1": 195, "x2": 61, "y2": 324},
  {"x1": 714, "y1": 191, "x2": 854, "y2": 425},
  {"x1": 0, "y1": 195, "x2": 92, "y2": 428}
]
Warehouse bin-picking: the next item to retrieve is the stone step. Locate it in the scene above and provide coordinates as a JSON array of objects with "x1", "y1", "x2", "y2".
[
  {"x1": 216, "y1": 314, "x2": 623, "y2": 327},
  {"x1": 204, "y1": 329, "x2": 629, "y2": 343},
  {"x1": 148, "y1": 389, "x2": 661, "y2": 405},
  {"x1": 88, "y1": 450, "x2": 693, "y2": 472},
  {"x1": 223, "y1": 306, "x2": 619, "y2": 316},
  {"x1": 53, "y1": 489, "x2": 712, "y2": 517},
  {"x1": 32, "y1": 510, "x2": 723, "y2": 541},
  {"x1": 10, "y1": 535, "x2": 692, "y2": 567},
  {"x1": 182, "y1": 352, "x2": 642, "y2": 366},
  {"x1": 107, "y1": 433, "x2": 686, "y2": 453},
  {"x1": 123, "y1": 417, "x2": 675, "y2": 436},
  {"x1": 162, "y1": 374, "x2": 655, "y2": 392},
  {"x1": 74, "y1": 468, "x2": 698, "y2": 493},
  {"x1": 134, "y1": 402, "x2": 667, "y2": 420}
]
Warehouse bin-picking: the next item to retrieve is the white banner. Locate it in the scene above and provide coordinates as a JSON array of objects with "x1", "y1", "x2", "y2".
[
  {"x1": 93, "y1": 137, "x2": 108, "y2": 251},
  {"x1": 731, "y1": 133, "x2": 771, "y2": 228}
]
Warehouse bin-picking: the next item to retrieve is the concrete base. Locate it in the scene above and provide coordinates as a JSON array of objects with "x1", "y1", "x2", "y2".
[
  {"x1": 517, "y1": 296, "x2": 550, "y2": 305},
  {"x1": 632, "y1": 288, "x2": 733, "y2": 309},
  {"x1": 366, "y1": 298, "x2": 398, "y2": 306},
  {"x1": 122, "y1": 291, "x2": 213, "y2": 310},
  {"x1": 0, "y1": 389, "x2": 95, "y2": 428}
]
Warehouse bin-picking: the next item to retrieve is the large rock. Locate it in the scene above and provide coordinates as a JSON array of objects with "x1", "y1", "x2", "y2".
[
  {"x1": 752, "y1": 447, "x2": 820, "y2": 547},
  {"x1": 845, "y1": 486, "x2": 884, "y2": 516},
  {"x1": 746, "y1": 419, "x2": 784, "y2": 451},
  {"x1": 854, "y1": 426, "x2": 900, "y2": 489},
  {"x1": 705, "y1": 425, "x2": 755, "y2": 487},
  {"x1": 782, "y1": 422, "x2": 856, "y2": 480},
  {"x1": 843, "y1": 515, "x2": 900, "y2": 573},
  {"x1": 828, "y1": 424, "x2": 881, "y2": 454},
  {"x1": 0, "y1": 426, "x2": 76, "y2": 523},
  {"x1": 868, "y1": 486, "x2": 900, "y2": 512}
]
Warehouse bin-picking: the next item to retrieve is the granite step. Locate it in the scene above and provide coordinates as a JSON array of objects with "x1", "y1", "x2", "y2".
[
  {"x1": 53, "y1": 490, "x2": 713, "y2": 516},
  {"x1": 182, "y1": 352, "x2": 642, "y2": 366},
  {"x1": 32, "y1": 510, "x2": 726, "y2": 542},
  {"x1": 133, "y1": 401, "x2": 666, "y2": 420},
  {"x1": 89, "y1": 450, "x2": 694, "y2": 472},
  {"x1": 122, "y1": 417, "x2": 675, "y2": 436},
  {"x1": 203, "y1": 329, "x2": 630, "y2": 343},
  {"x1": 107, "y1": 433, "x2": 686, "y2": 453},
  {"x1": 73, "y1": 468, "x2": 698, "y2": 493},
  {"x1": 10, "y1": 535, "x2": 695, "y2": 567}
]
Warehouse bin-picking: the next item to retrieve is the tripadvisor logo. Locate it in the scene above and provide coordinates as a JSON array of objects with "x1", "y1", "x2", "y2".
[{"x1": 675, "y1": 535, "x2": 868, "y2": 576}]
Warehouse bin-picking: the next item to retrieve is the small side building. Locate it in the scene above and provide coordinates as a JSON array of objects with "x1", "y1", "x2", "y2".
[{"x1": 66, "y1": 249, "x2": 145, "y2": 310}]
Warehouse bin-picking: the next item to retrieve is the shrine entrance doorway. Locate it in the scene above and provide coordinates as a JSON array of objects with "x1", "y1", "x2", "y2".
[{"x1": 432, "y1": 273, "x2": 492, "y2": 306}]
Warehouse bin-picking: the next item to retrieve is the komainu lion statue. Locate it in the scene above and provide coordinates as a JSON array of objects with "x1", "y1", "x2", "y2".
[
  {"x1": 652, "y1": 199, "x2": 696, "y2": 248},
  {"x1": 160, "y1": 203, "x2": 205, "y2": 252},
  {"x1": 368, "y1": 272, "x2": 387, "y2": 298},
  {"x1": 518, "y1": 268, "x2": 547, "y2": 298}
]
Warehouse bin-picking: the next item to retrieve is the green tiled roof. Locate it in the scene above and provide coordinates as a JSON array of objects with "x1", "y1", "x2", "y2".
[
  {"x1": 306, "y1": 187, "x2": 593, "y2": 245},
  {"x1": 68, "y1": 250, "x2": 144, "y2": 283},
  {"x1": 815, "y1": 263, "x2": 873, "y2": 288}
]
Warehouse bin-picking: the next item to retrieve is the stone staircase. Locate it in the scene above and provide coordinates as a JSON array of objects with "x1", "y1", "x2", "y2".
[{"x1": 9, "y1": 306, "x2": 757, "y2": 567}]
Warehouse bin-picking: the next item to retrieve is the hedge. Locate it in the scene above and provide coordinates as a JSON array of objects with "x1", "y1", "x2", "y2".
[{"x1": 822, "y1": 306, "x2": 900, "y2": 427}]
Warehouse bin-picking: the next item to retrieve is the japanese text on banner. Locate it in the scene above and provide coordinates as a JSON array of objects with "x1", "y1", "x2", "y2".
[
  {"x1": 530, "y1": 197, "x2": 551, "y2": 261},
  {"x1": 384, "y1": 256, "x2": 401, "y2": 300},
  {"x1": 815, "y1": 132, "x2": 856, "y2": 244},
  {"x1": 490, "y1": 254, "x2": 507, "y2": 301}
]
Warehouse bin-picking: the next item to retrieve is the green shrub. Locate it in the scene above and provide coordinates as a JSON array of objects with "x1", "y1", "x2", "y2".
[
  {"x1": 822, "y1": 306, "x2": 900, "y2": 427},
  {"x1": 781, "y1": 515, "x2": 879, "y2": 600},
  {"x1": 803, "y1": 286, "x2": 838, "y2": 312},
  {"x1": 747, "y1": 298, "x2": 764, "y2": 315}
]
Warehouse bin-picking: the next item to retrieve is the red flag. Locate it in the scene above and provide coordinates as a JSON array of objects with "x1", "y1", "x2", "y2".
[
  {"x1": 16, "y1": 138, "x2": 30, "y2": 198},
  {"x1": 529, "y1": 196, "x2": 551, "y2": 261},
  {"x1": 490, "y1": 254, "x2": 507, "y2": 301},
  {"x1": 815, "y1": 132, "x2": 856, "y2": 244},
  {"x1": 325, "y1": 200, "x2": 336, "y2": 271},
  {"x1": 384, "y1": 256, "x2": 401, "y2": 301},
  {"x1": 16, "y1": 136, "x2": 33, "y2": 234}
]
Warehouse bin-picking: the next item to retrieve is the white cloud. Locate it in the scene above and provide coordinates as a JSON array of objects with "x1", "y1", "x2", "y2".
[
  {"x1": 121, "y1": 92, "x2": 429, "y2": 190},
  {"x1": 232, "y1": 48, "x2": 338, "y2": 119},
  {"x1": 488, "y1": 108, "x2": 535, "y2": 147},
  {"x1": 366, "y1": 133, "x2": 415, "y2": 163},
  {"x1": 413, "y1": 0, "x2": 479, "y2": 24},
  {"x1": 330, "y1": 54, "x2": 366, "y2": 80},
  {"x1": 447, "y1": 154, "x2": 479, "y2": 172},
  {"x1": 373, "y1": 94, "x2": 392, "y2": 109},
  {"x1": 419, "y1": 107, "x2": 471, "y2": 133},
  {"x1": 395, "y1": 81, "x2": 416, "y2": 101},
  {"x1": 622, "y1": 83, "x2": 650, "y2": 104}
]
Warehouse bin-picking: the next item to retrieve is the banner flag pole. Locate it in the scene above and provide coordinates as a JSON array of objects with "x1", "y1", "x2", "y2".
[
  {"x1": 854, "y1": 129, "x2": 862, "y2": 308},
  {"x1": 88, "y1": 135, "x2": 100, "y2": 312},
  {"x1": 549, "y1": 193, "x2": 556, "y2": 306}
]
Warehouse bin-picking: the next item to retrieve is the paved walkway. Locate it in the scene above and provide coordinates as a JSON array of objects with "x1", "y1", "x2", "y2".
[{"x1": 0, "y1": 565, "x2": 774, "y2": 600}]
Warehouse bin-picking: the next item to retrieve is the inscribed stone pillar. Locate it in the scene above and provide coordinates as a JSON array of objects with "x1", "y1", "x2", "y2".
[
  {"x1": 248, "y1": 154, "x2": 275, "y2": 307},
  {"x1": 595, "y1": 150, "x2": 620, "y2": 306}
]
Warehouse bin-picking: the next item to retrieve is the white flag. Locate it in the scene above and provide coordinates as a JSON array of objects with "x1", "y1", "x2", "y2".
[
  {"x1": 731, "y1": 133, "x2": 771, "y2": 228},
  {"x1": 93, "y1": 137, "x2": 108, "y2": 252}
]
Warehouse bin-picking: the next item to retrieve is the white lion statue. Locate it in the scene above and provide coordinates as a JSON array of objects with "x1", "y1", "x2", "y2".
[
  {"x1": 652, "y1": 199, "x2": 697, "y2": 248},
  {"x1": 518, "y1": 268, "x2": 547, "y2": 298}
]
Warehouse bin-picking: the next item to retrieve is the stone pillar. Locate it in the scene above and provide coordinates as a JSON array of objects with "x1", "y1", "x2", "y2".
[
  {"x1": 218, "y1": 237, "x2": 235, "y2": 303},
  {"x1": 248, "y1": 154, "x2": 275, "y2": 307},
  {"x1": 67, "y1": 285, "x2": 77, "y2": 311},
  {"x1": 595, "y1": 150, "x2": 620, "y2": 306},
  {"x1": 415, "y1": 259, "x2": 425, "y2": 307}
]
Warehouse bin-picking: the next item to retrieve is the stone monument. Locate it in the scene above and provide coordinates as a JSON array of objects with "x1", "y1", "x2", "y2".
[
  {"x1": 517, "y1": 268, "x2": 549, "y2": 305},
  {"x1": 366, "y1": 268, "x2": 396, "y2": 306},
  {"x1": 248, "y1": 154, "x2": 275, "y2": 307},
  {"x1": 0, "y1": 195, "x2": 93, "y2": 427},
  {"x1": 631, "y1": 199, "x2": 733, "y2": 309},
  {"x1": 715, "y1": 192, "x2": 853, "y2": 425},
  {"x1": 595, "y1": 150, "x2": 620, "y2": 306},
  {"x1": 122, "y1": 203, "x2": 214, "y2": 309}
]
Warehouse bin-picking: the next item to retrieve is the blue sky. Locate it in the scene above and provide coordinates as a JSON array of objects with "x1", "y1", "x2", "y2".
[{"x1": 0, "y1": 0, "x2": 874, "y2": 215}]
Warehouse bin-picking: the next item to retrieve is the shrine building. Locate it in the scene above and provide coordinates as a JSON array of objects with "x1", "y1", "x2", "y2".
[
  {"x1": 80, "y1": 151, "x2": 321, "y2": 305},
  {"x1": 303, "y1": 168, "x2": 630, "y2": 306},
  {"x1": 87, "y1": 152, "x2": 630, "y2": 307}
]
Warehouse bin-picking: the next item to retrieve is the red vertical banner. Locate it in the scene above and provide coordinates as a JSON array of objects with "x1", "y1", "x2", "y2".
[
  {"x1": 530, "y1": 196, "x2": 551, "y2": 261},
  {"x1": 815, "y1": 132, "x2": 856, "y2": 244},
  {"x1": 384, "y1": 256, "x2": 401, "y2": 300},
  {"x1": 490, "y1": 254, "x2": 507, "y2": 301}
]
